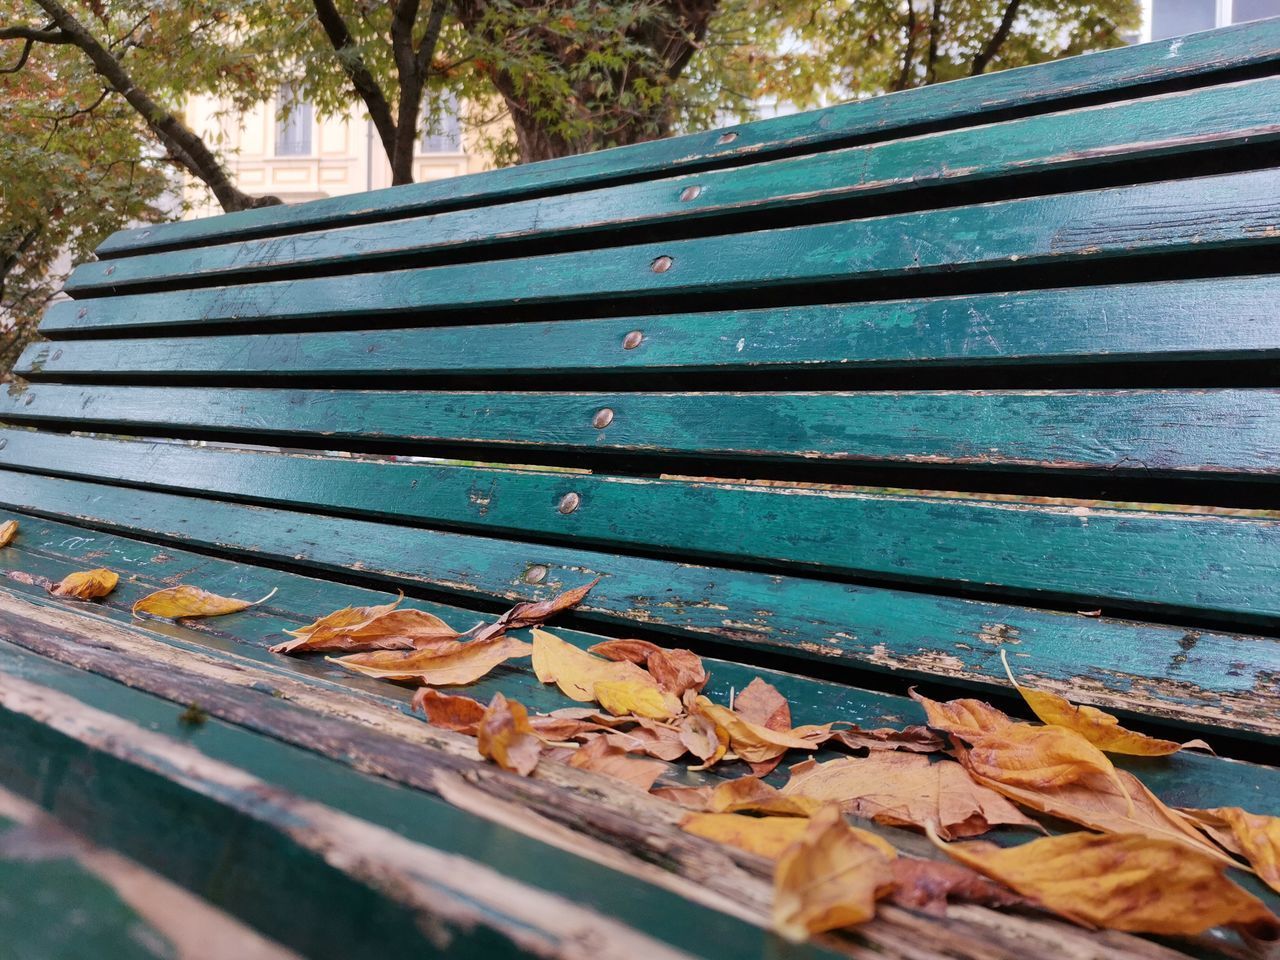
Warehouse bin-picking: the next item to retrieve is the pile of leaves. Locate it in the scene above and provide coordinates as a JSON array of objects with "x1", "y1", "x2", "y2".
[{"x1": 5, "y1": 522, "x2": 1278, "y2": 948}]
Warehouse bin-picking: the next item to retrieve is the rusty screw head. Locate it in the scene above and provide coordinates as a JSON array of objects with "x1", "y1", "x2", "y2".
[
  {"x1": 524, "y1": 564, "x2": 548, "y2": 584},
  {"x1": 651, "y1": 255, "x2": 673, "y2": 274},
  {"x1": 716, "y1": 131, "x2": 738, "y2": 145},
  {"x1": 140, "y1": 230, "x2": 152, "y2": 239},
  {"x1": 678, "y1": 185, "x2": 702, "y2": 202},
  {"x1": 622, "y1": 330, "x2": 643, "y2": 350},
  {"x1": 76, "y1": 307, "x2": 88, "y2": 319},
  {"x1": 557, "y1": 492, "x2": 580, "y2": 514},
  {"x1": 592, "y1": 407, "x2": 614, "y2": 429},
  {"x1": 104, "y1": 265, "x2": 116, "y2": 276}
]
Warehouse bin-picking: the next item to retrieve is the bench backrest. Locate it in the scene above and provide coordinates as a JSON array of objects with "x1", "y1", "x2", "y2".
[{"x1": 4, "y1": 20, "x2": 1280, "y2": 744}]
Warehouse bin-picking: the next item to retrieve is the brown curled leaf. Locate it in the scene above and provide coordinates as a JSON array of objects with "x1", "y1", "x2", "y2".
[
  {"x1": 732, "y1": 677, "x2": 791, "y2": 731},
  {"x1": 1180, "y1": 806, "x2": 1280, "y2": 894},
  {"x1": 888, "y1": 857, "x2": 1029, "y2": 916},
  {"x1": 469, "y1": 578, "x2": 599, "y2": 644},
  {"x1": 329, "y1": 636, "x2": 531, "y2": 685},
  {"x1": 0, "y1": 519, "x2": 17, "y2": 548},
  {"x1": 412, "y1": 688, "x2": 487, "y2": 734},
  {"x1": 567, "y1": 735, "x2": 664, "y2": 791},
  {"x1": 477, "y1": 693, "x2": 541, "y2": 776},
  {"x1": 271, "y1": 594, "x2": 406, "y2": 653}
]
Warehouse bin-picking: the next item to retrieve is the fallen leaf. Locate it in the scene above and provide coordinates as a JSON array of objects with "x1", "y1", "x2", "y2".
[
  {"x1": 830, "y1": 724, "x2": 944, "y2": 755},
  {"x1": 329, "y1": 636, "x2": 531, "y2": 685},
  {"x1": 647, "y1": 647, "x2": 707, "y2": 697},
  {"x1": 1180, "y1": 807, "x2": 1280, "y2": 894},
  {"x1": 733, "y1": 677, "x2": 791, "y2": 731},
  {"x1": 527, "y1": 712, "x2": 614, "y2": 742},
  {"x1": 888, "y1": 857, "x2": 1028, "y2": 915},
  {"x1": 567, "y1": 735, "x2": 664, "y2": 790},
  {"x1": 132, "y1": 585, "x2": 276, "y2": 620},
  {"x1": 469, "y1": 578, "x2": 599, "y2": 643},
  {"x1": 960, "y1": 761, "x2": 1233, "y2": 864},
  {"x1": 272, "y1": 594, "x2": 406, "y2": 653},
  {"x1": 593, "y1": 679, "x2": 675, "y2": 719},
  {"x1": 680, "y1": 812, "x2": 810, "y2": 860},
  {"x1": 695, "y1": 698, "x2": 830, "y2": 764},
  {"x1": 477, "y1": 693, "x2": 541, "y2": 776},
  {"x1": 412, "y1": 688, "x2": 487, "y2": 734},
  {"x1": 781, "y1": 753, "x2": 1039, "y2": 840},
  {"x1": 911, "y1": 690, "x2": 1130, "y2": 806},
  {"x1": 604, "y1": 719, "x2": 688, "y2": 761},
  {"x1": 50, "y1": 568, "x2": 118, "y2": 600},
  {"x1": 1000, "y1": 651, "x2": 1208, "y2": 756},
  {"x1": 773, "y1": 805, "x2": 896, "y2": 942},
  {"x1": 531, "y1": 628, "x2": 658, "y2": 702},
  {"x1": 652, "y1": 784, "x2": 715, "y2": 809},
  {"x1": 588, "y1": 639, "x2": 661, "y2": 664},
  {"x1": 933, "y1": 829, "x2": 1280, "y2": 939},
  {"x1": 679, "y1": 776, "x2": 821, "y2": 817},
  {"x1": 679, "y1": 711, "x2": 728, "y2": 768},
  {"x1": 0, "y1": 519, "x2": 17, "y2": 548}
]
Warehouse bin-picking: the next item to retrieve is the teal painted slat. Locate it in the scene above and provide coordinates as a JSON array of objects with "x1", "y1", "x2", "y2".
[
  {"x1": 2, "y1": 510, "x2": 1278, "y2": 815},
  {"x1": 1, "y1": 471, "x2": 1276, "y2": 739},
  {"x1": 43, "y1": 167, "x2": 1280, "y2": 336},
  {"x1": 4, "y1": 386, "x2": 1279, "y2": 477},
  {"x1": 93, "y1": 19, "x2": 1280, "y2": 258},
  {"x1": 16, "y1": 276, "x2": 1280, "y2": 381},
  {"x1": 65, "y1": 76, "x2": 1280, "y2": 296}
]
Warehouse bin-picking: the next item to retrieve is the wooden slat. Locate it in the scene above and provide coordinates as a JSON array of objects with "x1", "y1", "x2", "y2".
[
  {"x1": 3, "y1": 386, "x2": 1279, "y2": 478},
  {"x1": 1, "y1": 474, "x2": 1277, "y2": 737},
  {"x1": 93, "y1": 19, "x2": 1280, "y2": 259},
  {"x1": 65, "y1": 76, "x2": 1280, "y2": 297},
  {"x1": 4, "y1": 593, "x2": 1267, "y2": 959},
  {"x1": 16, "y1": 276, "x2": 1280, "y2": 381},
  {"x1": 42, "y1": 167, "x2": 1280, "y2": 337}
]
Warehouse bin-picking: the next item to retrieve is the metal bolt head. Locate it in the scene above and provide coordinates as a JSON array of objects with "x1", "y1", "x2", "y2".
[
  {"x1": 0, "y1": 438, "x2": 7, "y2": 450},
  {"x1": 716, "y1": 131, "x2": 738, "y2": 145},
  {"x1": 557, "y1": 492, "x2": 580, "y2": 514},
  {"x1": 678, "y1": 185, "x2": 702, "y2": 202},
  {"x1": 592, "y1": 407, "x2": 614, "y2": 429},
  {"x1": 104, "y1": 265, "x2": 116, "y2": 276},
  {"x1": 76, "y1": 307, "x2": 88, "y2": 319},
  {"x1": 622, "y1": 330, "x2": 643, "y2": 350},
  {"x1": 140, "y1": 230, "x2": 152, "y2": 238},
  {"x1": 651, "y1": 255, "x2": 673, "y2": 274},
  {"x1": 524, "y1": 564, "x2": 548, "y2": 584}
]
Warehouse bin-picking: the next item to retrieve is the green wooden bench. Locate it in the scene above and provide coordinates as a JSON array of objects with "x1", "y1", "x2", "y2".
[{"x1": 2, "y1": 17, "x2": 1280, "y2": 959}]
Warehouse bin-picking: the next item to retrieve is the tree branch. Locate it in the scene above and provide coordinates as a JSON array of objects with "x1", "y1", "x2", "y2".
[
  {"x1": 311, "y1": 0, "x2": 397, "y2": 159},
  {"x1": 925, "y1": 0, "x2": 943, "y2": 84},
  {"x1": 0, "y1": 23, "x2": 69, "y2": 43},
  {"x1": 28, "y1": 0, "x2": 277, "y2": 212},
  {"x1": 894, "y1": 0, "x2": 917, "y2": 92},
  {"x1": 971, "y1": 0, "x2": 1021, "y2": 75}
]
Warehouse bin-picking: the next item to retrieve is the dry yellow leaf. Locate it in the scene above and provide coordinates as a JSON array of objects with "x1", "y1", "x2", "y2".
[
  {"x1": 773, "y1": 805, "x2": 896, "y2": 942},
  {"x1": 272, "y1": 594, "x2": 406, "y2": 653},
  {"x1": 132, "y1": 585, "x2": 276, "y2": 620},
  {"x1": 679, "y1": 813, "x2": 810, "y2": 861},
  {"x1": 329, "y1": 636, "x2": 531, "y2": 685},
  {"x1": 1001, "y1": 651, "x2": 1207, "y2": 756},
  {"x1": 49, "y1": 568, "x2": 118, "y2": 600},
  {"x1": 1181, "y1": 807, "x2": 1280, "y2": 894},
  {"x1": 782, "y1": 753, "x2": 1039, "y2": 839},
  {"x1": 909, "y1": 690, "x2": 1016, "y2": 737},
  {"x1": 593, "y1": 679, "x2": 675, "y2": 719},
  {"x1": 694, "y1": 698, "x2": 829, "y2": 765},
  {"x1": 0, "y1": 519, "x2": 17, "y2": 548},
  {"x1": 477, "y1": 693, "x2": 541, "y2": 776},
  {"x1": 934, "y1": 829, "x2": 1280, "y2": 939},
  {"x1": 531, "y1": 628, "x2": 658, "y2": 701},
  {"x1": 698, "y1": 776, "x2": 821, "y2": 817}
]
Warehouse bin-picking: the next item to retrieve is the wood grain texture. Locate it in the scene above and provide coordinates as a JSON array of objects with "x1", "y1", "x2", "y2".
[
  {"x1": 17, "y1": 275, "x2": 1280, "y2": 381},
  {"x1": 64, "y1": 76, "x2": 1280, "y2": 296},
  {"x1": 1, "y1": 480, "x2": 1276, "y2": 738},
  {"x1": 92, "y1": 18, "x2": 1280, "y2": 258},
  {"x1": 4, "y1": 387, "x2": 1279, "y2": 477},
  {"x1": 40, "y1": 167, "x2": 1280, "y2": 336}
]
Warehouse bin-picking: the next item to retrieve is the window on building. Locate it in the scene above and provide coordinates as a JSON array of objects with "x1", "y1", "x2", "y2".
[
  {"x1": 1233, "y1": 0, "x2": 1280, "y2": 22},
  {"x1": 420, "y1": 93, "x2": 463, "y2": 153},
  {"x1": 275, "y1": 83, "x2": 313, "y2": 156},
  {"x1": 1150, "y1": 0, "x2": 1217, "y2": 39}
]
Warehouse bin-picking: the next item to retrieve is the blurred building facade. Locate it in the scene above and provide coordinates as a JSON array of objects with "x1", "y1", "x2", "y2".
[{"x1": 1141, "y1": 0, "x2": 1280, "y2": 40}]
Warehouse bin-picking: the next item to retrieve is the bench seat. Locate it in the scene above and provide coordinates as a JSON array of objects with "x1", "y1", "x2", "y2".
[{"x1": 2, "y1": 18, "x2": 1279, "y2": 959}]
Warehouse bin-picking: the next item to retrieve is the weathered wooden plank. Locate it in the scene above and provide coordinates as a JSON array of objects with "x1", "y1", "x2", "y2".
[
  {"x1": 4, "y1": 387, "x2": 1279, "y2": 478},
  {"x1": 1, "y1": 595, "x2": 1252, "y2": 959},
  {"x1": 93, "y1": 19, "x2": 1280, "y2": 259},
  {"x1": 0, "y1": 648, "x2": 834, "y2": 960},
  {"x1": 17, "y1": 276, "x2": 1280, "y2": 381},
  {"x1": 3, "y1": 429, "x2": 1280, "y2": 621},
  {"x1": 42, "y1": 167, "x2": 1280, "y2": 336},
  {"x1": 0, "y1": 784, "x2": 301, "y2": 960},
  {"x1": 65, "y1": 77, "x2": 1280, "y2": 296},
  {"x1": 1, "y1": 479, "x2": 1276, "y2": 737}
]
